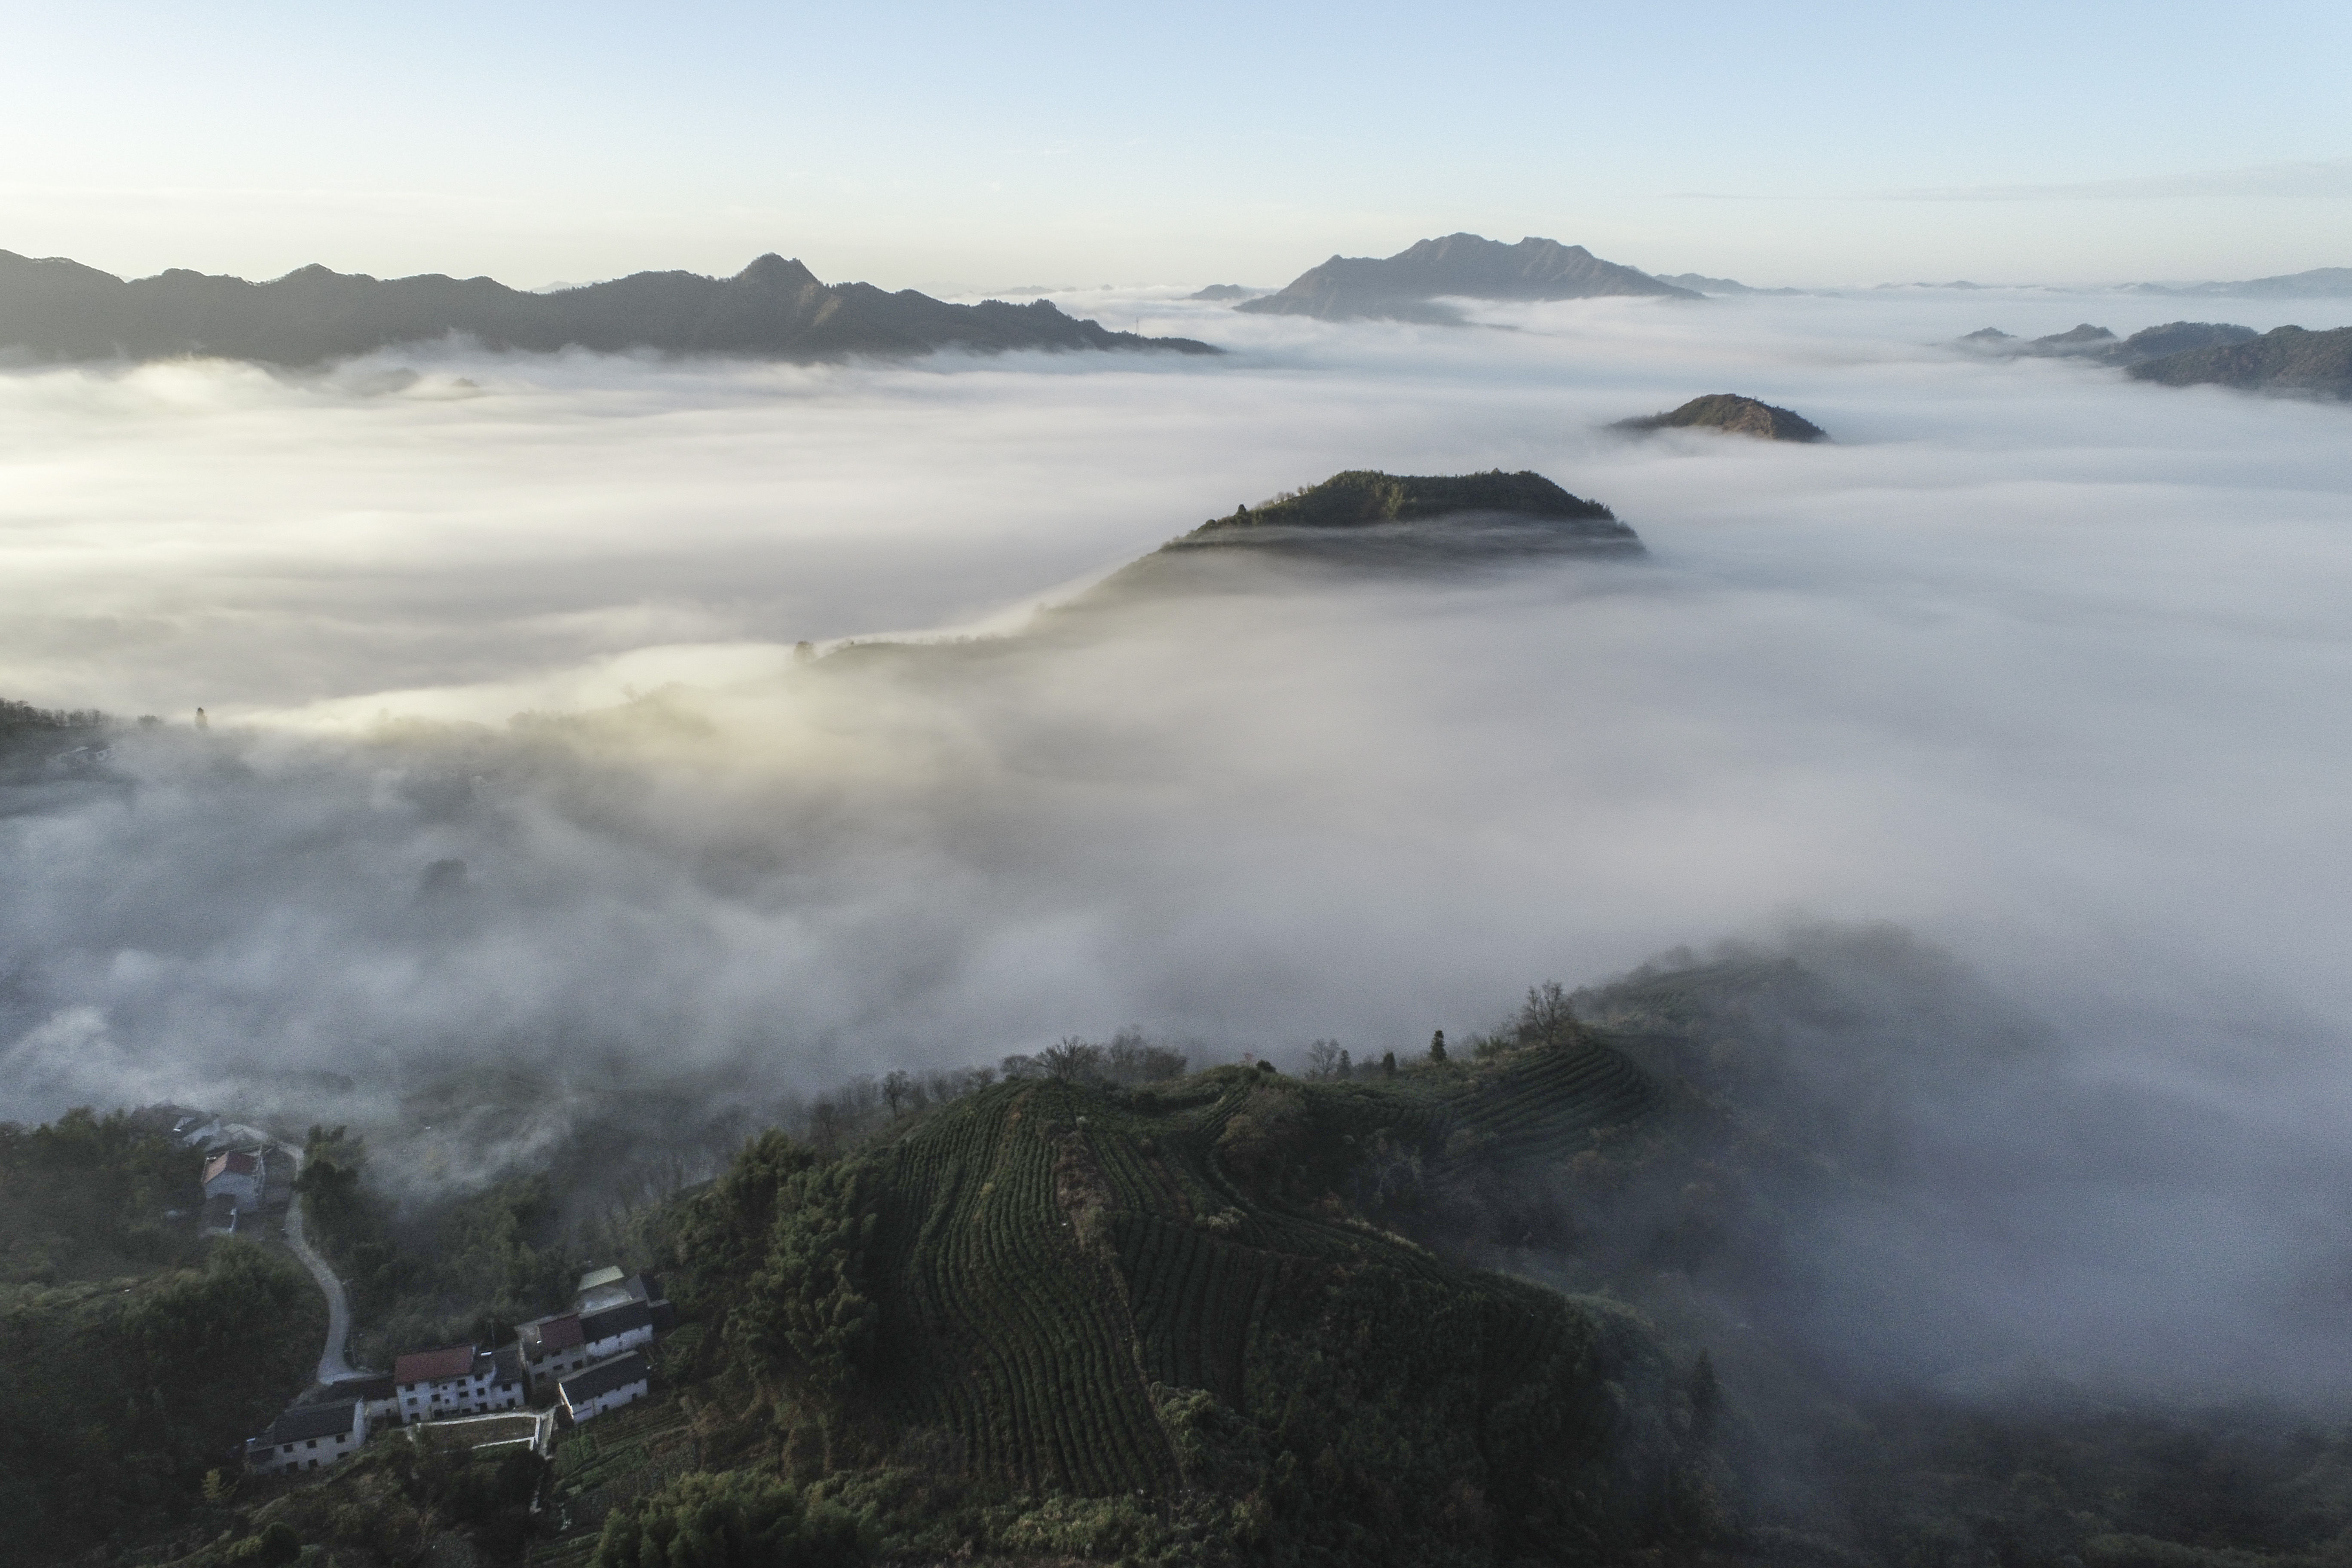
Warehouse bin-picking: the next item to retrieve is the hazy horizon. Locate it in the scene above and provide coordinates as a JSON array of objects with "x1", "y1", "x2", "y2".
[{"x1": 3, "y1": 2, "x2": 2347, "y2": 292}]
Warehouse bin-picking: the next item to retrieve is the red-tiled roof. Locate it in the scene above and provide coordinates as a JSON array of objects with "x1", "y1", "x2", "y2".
[
  {"x1": 203, "y1": 1151, "x2": 258, "y2": 1182},
  {"x1": 394, "y1": 1344, "x2": 477, "y2": 1385},
  {"x1": 535, "y1": 1314, "x2": 583, "y2": 1353}
]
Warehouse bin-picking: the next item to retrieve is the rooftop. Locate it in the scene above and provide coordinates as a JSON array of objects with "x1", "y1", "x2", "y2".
[
  {"x1": 581, "y1": 1299, "x2": 653, "y2": 1342},
  {"x1": 203, "y1": 1150, "x2": 259, "y2": 1182},
  {"x1": 524, "y1": 1314, "x2": 584, "y2": 1354},
  {"x1": 257, "y1": 1400, "x2": 359, "y2": 1446},
  {"x1": 559, "y1": 1351, "x2": 648, "y2": 1404},
  {"x1": 394, "y1": 1344, "x2": 478, "y2": 1385}
]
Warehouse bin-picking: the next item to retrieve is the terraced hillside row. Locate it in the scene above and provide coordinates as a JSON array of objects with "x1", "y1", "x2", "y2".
[
  {"x1": 1432, "y1": 1035, "x2": 1660, "y2": 1162},
  {"x1": 869, "y1": 1086, "x2": 1178, "y2": 1497},
  {"x1": 666, "y1": 1033, "x2": 1700, "y2": 1564}
]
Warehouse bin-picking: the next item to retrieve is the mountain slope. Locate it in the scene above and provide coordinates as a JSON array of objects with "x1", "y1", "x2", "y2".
[
  {"x1": 2126, "y1": 323, "x2": 2352, "y2": 398},
  {"x1": 1049, "y1": 470, "x2": 1641, "y2": 603},
  {"x1": 1613, "y1": 394, "x2": 1828, "y2": 442},
  {"x1": 664, "y1": 1045, "x2": 1717, "y2": 1565},
  {"x1": 1236, "y1": 234, "x2": 1698, "y2": 322},
  {"x1": 0, "y1": 251, "x2": 1218, "y2": 367}
]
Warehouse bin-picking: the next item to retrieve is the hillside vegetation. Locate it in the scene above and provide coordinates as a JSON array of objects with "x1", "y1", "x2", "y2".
[
  {"x1": 643, "y1": 1031, "x2": 1719, "y2": 1565},
  {"x1": 1612, "y1": 395, "x2": 1828, "y2": 442},
  {"x1": 2128, "y1": 324, "x2": 2352, "y2": 398},
  {"x1": 1189, "y1": 469, "x2": 1621, "y2": 533},
  {"x1": 43, "y1": 940, "x2": 2352, "y2": 1568}
]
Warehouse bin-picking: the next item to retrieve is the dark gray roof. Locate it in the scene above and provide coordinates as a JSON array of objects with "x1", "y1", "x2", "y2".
[
  {"x1": 320, "y1": 1375, "x2": 395, "y2": 1402},
  {"x1": 263, "y1": 1400, "x2": 359, "y2": 1444},
  {"x1": 559, "y1": 1351, "x2": 648, "y2": 1404},
  {"x1": 579, "y1": 1299, "x2": 653, "y2": 1342}
]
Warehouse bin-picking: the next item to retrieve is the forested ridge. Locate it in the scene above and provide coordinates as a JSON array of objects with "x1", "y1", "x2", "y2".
[{"x1": 28, "y1": 945, "x2": 2352, "y2": 1566}]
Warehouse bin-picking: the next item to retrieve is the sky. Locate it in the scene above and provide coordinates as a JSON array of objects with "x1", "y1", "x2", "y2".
[{"x1": 3, "y1": 1, "x2": 2348, "y2": 289}]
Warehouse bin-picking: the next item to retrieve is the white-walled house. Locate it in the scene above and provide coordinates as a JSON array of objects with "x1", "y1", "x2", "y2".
[
  {"x1": 246, "y1": 1400, "x2": 366, "y2": 1474},
  {"x1": 579, "y1": 1300, "x2": 656, "y2": 1363},
  {"x1": 393, "y1": 1344, "x2": 525, "y2": 1424},
  {"x1": 517, "y1": 1312, "x2": 591, "y2": 1395},
  {"x1": 558, "y1": 1351, "x2": 649, "y2": 1424}
]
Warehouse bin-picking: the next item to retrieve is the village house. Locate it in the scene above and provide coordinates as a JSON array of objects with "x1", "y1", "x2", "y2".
[
  {"x1": 517, "y1": 1271, "x2": 672, "y2": 1395},
  {"x1": 515, "y1": 1311, "x2": 591, "y2": 1395},
  {"x1": 245, "y1": 1399, "x2": 367, "y2": 1475},
  {"x1": 557, "y1": 1351, "x2": 649, "y2": 1424},
  {"x1": 392, "y1": 1343, "x2": 525, "y2": 1424},
  {"x1": 202, "y1": 1148, "x2": 264, "y2": 1211},
  {"x1": 574, "y1": 1265, "x2": 633, "y2": 1308},
  {"x1": 580, "y1": 1299, "x2": 658, "y2": 1362},
  {"x1": 321, "y1": 1373, "x2": 399, "y2": 1429}
]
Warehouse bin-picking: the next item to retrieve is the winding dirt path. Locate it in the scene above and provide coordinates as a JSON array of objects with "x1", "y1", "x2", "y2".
[{"x1": 225, "y1": 1124, "x2": 359, "y2": 1385}]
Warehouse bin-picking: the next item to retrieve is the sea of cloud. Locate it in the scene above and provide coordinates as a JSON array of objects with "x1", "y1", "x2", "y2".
[{"x1": 2, "y1": 285, "x2": 2349, "y2": 1390}]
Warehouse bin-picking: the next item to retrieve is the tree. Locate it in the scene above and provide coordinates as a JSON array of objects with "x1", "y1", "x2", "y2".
[
  {"x1": 1338, "y1": 1048, "x2": 1352, "y2": 1078},
  {"x1": 1381, "y1": 1052, "x2": 1397, "y2": 1078},
  {"x1": 881, "y1": 1071, "x2": 911, "y2": 1118},
  {"x1": 1038, "y1": 1037, "x2": 1105, "y2": 1081},
  {"x1": 220, "y1": 1522, "x2": 300, "y2": 1568},
  {"x1": 1104, "y1": 1030, "x2": 1187, "y2": 1085},
  {"x1": 1516, "y1": 981, "x2": 1579, "y2": 1048},
  {"x1": 1429, "y1": 1030, "x2": 1447, "y2": 1064},
  {"x1": 592, "y1": 1470, "x2": 863, "y2": 1568},
  {"x1": 1304, "y1": 1040, "x2": 1342, "y2": 1079},
  {"x1": 727, "y1": 1156, "x2": 883, "y2": 1424}
]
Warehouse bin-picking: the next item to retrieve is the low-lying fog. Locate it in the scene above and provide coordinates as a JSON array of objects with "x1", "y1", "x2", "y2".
[{"x1": 4, "y1": 285, "x2": 2349, "y2": 1396}]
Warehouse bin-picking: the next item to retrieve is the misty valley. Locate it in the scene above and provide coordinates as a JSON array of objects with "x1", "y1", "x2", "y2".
[{"x1": 4, "y1": 256, "x2": 2352, "y2": 1568}]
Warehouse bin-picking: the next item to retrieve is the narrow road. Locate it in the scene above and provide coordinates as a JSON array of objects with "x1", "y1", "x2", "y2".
[{"x1": 225, "y1": 1124, "x2": 359, "y2": 1386}]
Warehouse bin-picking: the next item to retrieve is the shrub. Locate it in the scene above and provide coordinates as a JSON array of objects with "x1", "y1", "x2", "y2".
[{"x1": 592, "y1": 1470, "x2": 864, "y2": 1568}]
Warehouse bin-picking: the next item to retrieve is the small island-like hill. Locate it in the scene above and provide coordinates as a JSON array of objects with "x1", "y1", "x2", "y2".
[
  {"x1": 1185, "y1": 468, "x2": 1625, "y2": 534},
  {"x1": 1236, "y1": 233, "x2": 1697, "y2": 322},
  {"x1": 1613, "y1": 394, "x2": 1828, "y2": 442}
]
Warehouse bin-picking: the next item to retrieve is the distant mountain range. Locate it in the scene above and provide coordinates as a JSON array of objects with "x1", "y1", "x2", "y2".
[
  {"x1": 1234, "y1": 234, "x2": 1697, "y2": 322},
  {"x1": 1648, "y1": 273, "x2": 1803, "y2": 297},
  {"x1": 1958, "y1": 321, "x2": 2260, "y2": 367},
  {"x1": 2125, "y1": 325, "x2": 2352, "y2": 398},
  {"x1": 0, "y1": 251, "x2": 1219, "y2": 367},
  {"x1": 1959, "y1": 319, "x2": 2350, "y2": 399},
  {"x1": 2127, "y1": 267, "x2": 2352, "y2": 299}
]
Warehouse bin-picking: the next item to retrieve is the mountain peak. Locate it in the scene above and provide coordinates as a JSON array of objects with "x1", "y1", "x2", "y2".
[
  {"x1": 1237, "y1": 232, "x2": 1697, "y2": 321},
  {"x1": 732, "y1": 254, "x2": 821, "y2": 289}
]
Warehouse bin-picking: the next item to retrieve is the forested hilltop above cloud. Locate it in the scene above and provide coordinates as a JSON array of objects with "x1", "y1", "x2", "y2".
[
  {"x1": 1960, "y1": 319, "x2": 2352, "y2": 398},
  {"x1": 1235, "y1": 233, "x2": 1698, "y2": 322},
  {"x1": 0, "y1": 251, "x2": 1219, "y2": 368}
]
